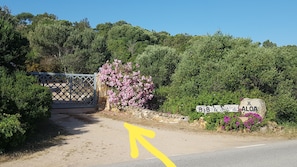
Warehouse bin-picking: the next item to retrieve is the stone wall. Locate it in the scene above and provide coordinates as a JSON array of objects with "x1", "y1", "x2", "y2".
[{"x1": 123, "y1": 106, "x2": 189, "y2": 124}]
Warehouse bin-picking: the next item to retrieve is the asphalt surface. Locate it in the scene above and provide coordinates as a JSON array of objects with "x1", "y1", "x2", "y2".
[{"x1": 99, "y1": 139, "x2": 297, "y2": 167}]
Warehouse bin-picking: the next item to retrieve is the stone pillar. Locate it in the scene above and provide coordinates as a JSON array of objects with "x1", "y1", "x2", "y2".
[
  {"x1": 239, "y1": 98, "x2": 266, "y2": 118},
  {"x1": 96, "y1": 74, "x2": 110, "y2": 111}
]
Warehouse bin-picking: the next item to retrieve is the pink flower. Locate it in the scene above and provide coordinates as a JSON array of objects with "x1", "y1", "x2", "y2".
[{"x1": 99, "y1": 59, "x2": 154, "y2": 108}]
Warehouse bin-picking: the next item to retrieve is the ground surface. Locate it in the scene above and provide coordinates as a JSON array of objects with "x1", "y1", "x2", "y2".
[{"x1": 0, "y1": 109, "x2": 287, "y2": 167}]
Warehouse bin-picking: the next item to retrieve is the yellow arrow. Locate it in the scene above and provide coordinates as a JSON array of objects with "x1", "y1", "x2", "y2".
[{"x1": 124, "y1": 122, "x2": 176, "y2": 167}]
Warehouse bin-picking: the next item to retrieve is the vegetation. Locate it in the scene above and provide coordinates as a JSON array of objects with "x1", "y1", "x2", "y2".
[
  {"x1": 99, "y1": 59, "x2": 154, "y2": 109},
  {"x1": 1, "y1": 4, "x2": 297, "y2": 145},
  {"x1": 0, "y1": 7, "x2": 52, "y2": 152}
]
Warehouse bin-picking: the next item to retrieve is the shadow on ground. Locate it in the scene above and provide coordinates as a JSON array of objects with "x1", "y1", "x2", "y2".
[
  {"x1": 0, "y1": 107, "x2": 100, "y2": 162},
  {"x1": 50, "y1": 108, "x2": 100, "y2": 135}
]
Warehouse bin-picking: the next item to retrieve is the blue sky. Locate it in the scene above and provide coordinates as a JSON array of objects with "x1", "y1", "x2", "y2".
[{"x1": 1, "y1": 0, "x2": 296, "y2": 46}]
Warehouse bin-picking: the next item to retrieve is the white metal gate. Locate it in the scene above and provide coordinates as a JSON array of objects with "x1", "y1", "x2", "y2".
[{"x1": 30, "y1": 72, "x2": 97, "y2": 108}]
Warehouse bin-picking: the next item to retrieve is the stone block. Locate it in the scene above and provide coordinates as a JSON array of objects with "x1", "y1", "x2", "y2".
[{"x1": 239, "y1": 98, "x2": 266, "y2": 118}]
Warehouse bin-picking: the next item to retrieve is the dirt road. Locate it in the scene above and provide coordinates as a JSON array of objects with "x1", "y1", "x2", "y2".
[{"x1": 0, "y1": 110, "x2": 284, "y2": 167}]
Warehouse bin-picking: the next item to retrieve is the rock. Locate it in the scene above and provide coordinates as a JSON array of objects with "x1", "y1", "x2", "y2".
[
  {"x1": 189, "y1": 120, "x2": 199, "y2": 127},
  {"x1": 260, "y1": 126, "x2": 268, "y2": 133},
  {"x1": 217, "y1": 126, "x2": 223, "y2": 132},
  {"x1": 239, "y1": 98, "x2": 266, "y2": 118},
  {"x1": 267, "y1": 121, "x2": 278, "y2": 131},
  {"x1": 123, "y1": 106, "x2": 189, "y2": 124},
  {"x1": 198, "y1": 117, "x2": 207, "y2": 129},
  {"x1": 238, "y1": 116, "x2": 248, "y2": 122}
]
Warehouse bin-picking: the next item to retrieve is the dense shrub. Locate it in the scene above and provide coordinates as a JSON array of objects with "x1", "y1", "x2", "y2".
[
  {"x1": 160, "y1": 96, "x2": 199, "y2": 116},
  {"x1": 0, "y1": 7, "x2": 30, "y2": 73},
  {"x1": 204, "y1": 112, "x2": 226, "y2": 130},
  {"x1": 205, "y1": 112, "x2": 264, "y2": 132},
  {"x1": 160, "y1": 84, "x2": 269, "y2": 116},
  {"x1": 219, "y1": 112, "x2": 243, "y2": 131},
  {"x1": 195, "y1": 91, "x2": 240, "y2": 105},
  {"x1": 0, "y1": 68, "x2": 52, "y2": 151},
  {"x1": 99, "y1": 59, "x2": 154, "y2": 109},
  {"x1": 242, "y1": 113, "x2": 263, "y2": 131},
  {"x1": 272, "y1": 94, "x2": 297, "y2": 124},
  {"x1": 136, "y1": 45, "x2": 180, "y2": 89},
  {"x1": 188, "y1": 112, "x2": 204, "y2": 122},
  {"x1": 0, "y1": 114, "x2": 25, "y2": 152}
]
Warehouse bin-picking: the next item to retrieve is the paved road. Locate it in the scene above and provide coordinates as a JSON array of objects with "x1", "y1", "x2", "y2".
[{"x1": 99, "y1": 140, "x2": 297, "y2": 167}]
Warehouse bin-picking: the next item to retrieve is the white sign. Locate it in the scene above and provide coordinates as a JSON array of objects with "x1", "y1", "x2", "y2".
[{"x1": 196, "y1": 105, "x2": 239, "y2": 114}]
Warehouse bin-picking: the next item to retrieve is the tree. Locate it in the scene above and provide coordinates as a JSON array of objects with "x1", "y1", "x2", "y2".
[
  {"x1": 106, "y1": 24, "x2": 151, "y2": 62},
  {"x1": 86, "y1": 34, "x2": 111, "y2": 72},
  {"x1": 73, "y1": 18, "x2": 91, "y2": 30},
  {"x1": 95, "y1": 22, "x2": 113, "y2": 36},
  {"x1": 28, "y1": 19, "x2": 73, "y2": 72},
  {"x1": 0, "y1": 6, "x2": 29, "y2": 72},
  {"x1": 16, "y1": 12, "x2": 34, "y2": 25},
  {"x1": 169, "y1": 32, "x2": 256, "y2": 97},
  {"x1": 262, "y1": 40, "x2": 277, "y2": 48},
  {"x1": 161, "y1": 33, "x2": 192, "y2": 53},
  {"x1": 63, "y1": 27, "x2": 95, "y2": 73},
  {"x1": 136, "y1": 45, "x2": 180, "y2": 88},
  {"x1": 31, "y1": 13, "x2": 57, "y2": 27}
]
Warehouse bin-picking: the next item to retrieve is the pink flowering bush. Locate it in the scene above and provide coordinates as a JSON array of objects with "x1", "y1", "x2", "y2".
[
  {"x1": 220, "y1": 112, "x2": 244, "y2": 131},
  {"x1": 220, "y1": 112, "x2": 263, "y2": 132},
  {"x1": 243, "y1": 113, "x2": 263, "y2": 131},
  {"x1": 99, "y1": 59, "x2": 154, "y2": 109}
]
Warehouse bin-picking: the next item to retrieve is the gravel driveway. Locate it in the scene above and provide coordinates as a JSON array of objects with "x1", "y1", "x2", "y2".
[{"x1": 0, "y1": 110, "x2": 284, "y2": 167}]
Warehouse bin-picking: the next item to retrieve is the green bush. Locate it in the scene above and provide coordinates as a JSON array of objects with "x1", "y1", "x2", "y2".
[
  {"x1": 159, "y1": 91, "x2": 240, "y2": 116},
  {"x1": 0, "y1": 68, "x2": 52, "y2": 151},
  {"x1": 0, "y1": 114, "x2": 25, "y2": 152},
  {"x1": 204, "y1": 112, "x2": 225, "y2": 130},
  {"x1": 195, "y1": 91, "x2": 239, "y2": 106},
  {"x1": 272, "y1": 94, "x2": 297, "y2": 123},
  {"x1": 188, "y1": 112, "x2": 204, "y2": 122},
  {"x1": 160, "y1": 96, "x2": 199, "y2": 116}
]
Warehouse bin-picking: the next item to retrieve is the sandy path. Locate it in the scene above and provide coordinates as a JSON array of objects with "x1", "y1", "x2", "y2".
[{"x1": 0, "y1": 112, "x2": 283, "y2": 167}]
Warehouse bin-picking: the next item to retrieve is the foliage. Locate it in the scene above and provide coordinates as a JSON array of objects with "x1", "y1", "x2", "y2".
[
  {"x1": 242, "y1": 113, "x2": 263, "y2": 131},
  {"x1": 99, "y1": 59, "x2": 154, "y2": 109},
  {"x1": 220, "y1": 113, "x2": 244, "y2": 131},
  {"x1": 3, "y1": 5, "x2": 297, "y2": 124},
  {"x1": 204, "y1": 112, "x2": 225, "y2": 130},
  {"x1": 195, "y1": 91, "x2": 240, "y2": 106},
  {"x1": 160, "y1": 96, "x2": 200, "y2": 116},
  {"x1": 86, "y1": 33, "x2": 111, "y2": 73},
  {"x1": 107, "y1": 23, "x2": 152, "y2": 62},
  {"x1": 205, "y1": 112, "x2": 263, "y2": 132},
  {"x1": 63, "y1": 27, "x2": 96, "y2": 73},
  {"x1": 272, "y1": 94, "x2": 297, "y2": 123},
  {"x1": 136, "y1": 45, "x2": 180, "y2": 88},
  {"x1": 161, "y1": 33, "x2": 192, "y2": 53},
  {"x1": 0, "y1": 114, "x2": 25, "y2": 151},
  {"x1": 0, "y1": 68, "x2": 52, "y2": 151},
  {"x1": 188, "y1": 112, "x2": 204, "y2": 122},
  {"x1": 221, "y1": 112, "x2": 263, "y2": 132},
  {"x1": 28, "y1": 19, "x2": 73, "y2": 72},
  {"x1": 0, "y1": 6, "x2": 29, "y2": 72},
  {"x1": 162, "y1": 32, "x2": 297, "y2": 124}
]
